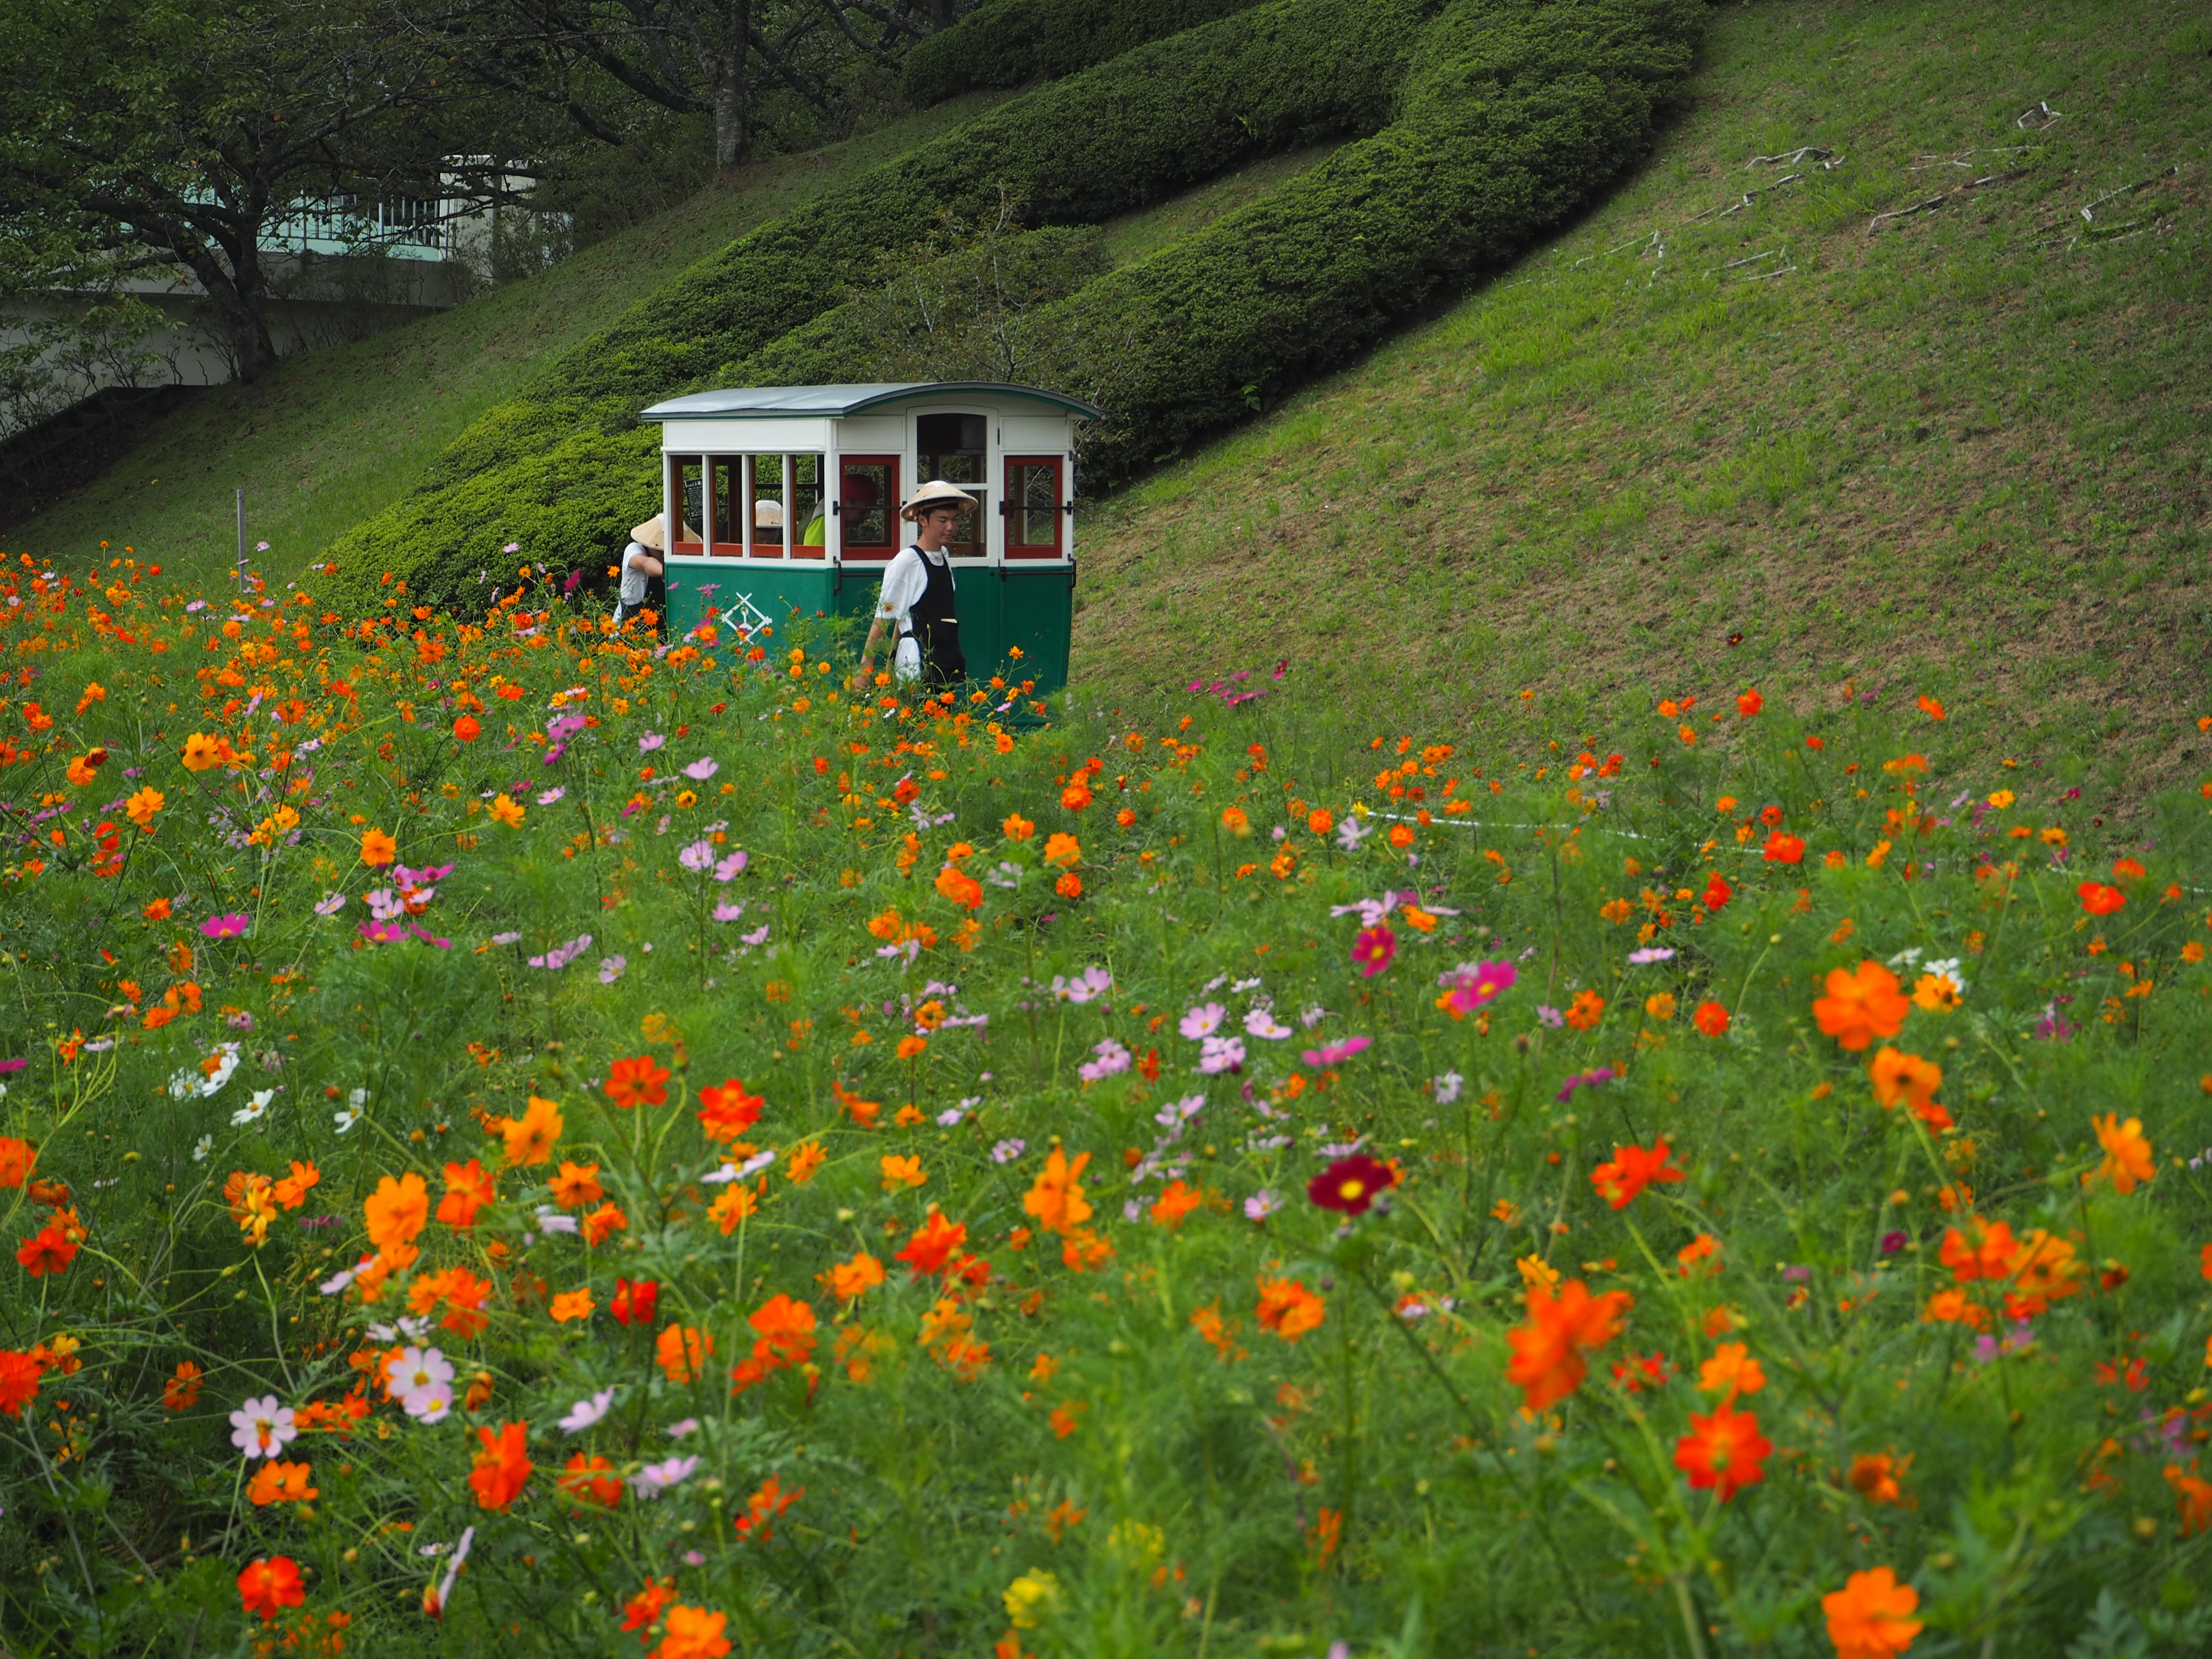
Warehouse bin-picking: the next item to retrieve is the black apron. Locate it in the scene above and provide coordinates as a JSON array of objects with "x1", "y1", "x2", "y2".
[{"x1": 902, "y1": 546, "x2": 964, "y2": 688}]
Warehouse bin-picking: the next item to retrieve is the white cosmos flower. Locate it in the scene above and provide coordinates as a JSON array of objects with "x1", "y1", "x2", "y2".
[
  {"x1": 560, "y1": 1387, "x2": 617, "y2": 1433},
  {"x1": 628, "y1": 1455, "x2": 699, "y2": 1498},
  {"x1": 230, "y1": 1088, "x2": 276, "y2": 1127},
  {"x1": 229, "y1": 1395, "x2": 298, "y2": 1460},
  {"x1": 386, "y1": 1347, "x2": 455, "y2": 1422}
]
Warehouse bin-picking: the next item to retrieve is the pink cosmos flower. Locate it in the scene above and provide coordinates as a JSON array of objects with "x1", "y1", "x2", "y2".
[
  {"x1": 1300, "y1": 1035, "x2": 1374, "y2": 1067},
  {"x1": 1351, "y1": 925, "x2": 1396, "y2": 977},
  {"x1": 1438, "y1": 960, "x2": 1516, "y2": 1016},
  {"x1": 201, "y1": 913, "x2": 250, "y2": 938}
]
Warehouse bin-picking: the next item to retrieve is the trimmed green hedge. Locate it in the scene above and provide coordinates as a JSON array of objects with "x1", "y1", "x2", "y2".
[
  {"x1": 900, "y1": 0, "x2": 1268, "y2": 105},
  {"x1": 329, "y1": 0, "x2": 1431, "y2": 608},
  {"x1": 329, "y1": 0, "x2": 1707, "y2": 610}
]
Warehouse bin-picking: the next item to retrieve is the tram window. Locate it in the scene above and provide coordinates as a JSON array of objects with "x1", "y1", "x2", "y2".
[
  {"x1": 917, "y1": 413, "x2": 988, "y2": 558},
  {"x1": 1004, "y1": 457, "x2": 1063, "y2": 560},
  {"x1": 791, "y1": 455, "x2": 826, "y2": 559},
  {"x1": 669, "y1": 457, "x2": 705, "y2": 555},
  {"x1": 750, "y1": 455, "x2": 785, "y2": 559},
  {"x1": 708, "y1": 457, "x2": 743, "y2": 556},
  {"x1": 838, "y1": 457, "x2": 898, "y2": 560}
]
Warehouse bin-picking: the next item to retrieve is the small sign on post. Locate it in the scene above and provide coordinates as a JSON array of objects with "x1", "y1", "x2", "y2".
[{"x1": 235, "y1": 489, "x2": 250, "y2": 598}]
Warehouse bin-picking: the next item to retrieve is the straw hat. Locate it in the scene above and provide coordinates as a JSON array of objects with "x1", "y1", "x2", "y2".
[
  {"x1": 900, "y1": 479, "x2": 979, "y2": 522},
  {"x1": 627, "y1": 513, "x2": 698, "y2": 551}
]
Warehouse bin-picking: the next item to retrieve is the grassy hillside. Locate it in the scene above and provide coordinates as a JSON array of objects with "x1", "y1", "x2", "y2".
[
  {"x1": 1072, "y1": 0, "x2": 2212, "y2": 800},
  {"x1": 4, "y1": 95, "x2": 1009, "y2": 580}
]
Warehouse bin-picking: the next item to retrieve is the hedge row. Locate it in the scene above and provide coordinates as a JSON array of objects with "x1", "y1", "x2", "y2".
[
  {"x1": 329, "y1": 0, "x2": 1433, "y2": 607},
  {"x1": 1027, "y1": 0, "x2": 1709, "y2": 485},
  {"x1": 714, "y1": 0, "x2": 1707, "y2": 490},
  {"x1": 900, "y1": 0, "x2": 1268, "y2": 105}
]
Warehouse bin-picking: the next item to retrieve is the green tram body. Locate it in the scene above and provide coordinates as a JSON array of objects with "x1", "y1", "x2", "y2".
[{"x1": 641, "y1": 383, "x2": 1097, "y2": 695}]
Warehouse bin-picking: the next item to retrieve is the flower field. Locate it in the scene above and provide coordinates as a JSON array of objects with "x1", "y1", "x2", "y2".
[{"x1": 4, "y1": 552, "x2": 2212, "y2": 1659}]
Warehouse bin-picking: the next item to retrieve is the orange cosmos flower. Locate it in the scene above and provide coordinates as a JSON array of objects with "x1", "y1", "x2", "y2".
[
  {"x1": 1847, "y1": 1452, "x2": 1910, "y2": 1506},
  {"x1": 1697, "y1": 1341, "x2": 1767, "y2": 1404},
  {"x1": 1022, "y1": 1147, "x2": 1092, "y2": 1236},
  {"x1": 549, "y1": 1160, "x2": 602, "y2": 1210},
  {"x1": 657, "y1": 1323, "x2": 715, "y2": 1384},
  {"x1": 180, "y1": 732, "x2": 227, "y2": 772},
  {"x1": 1867, "y1": 1047, "x2": 1949, "y2": 1129},
  {"x1": 786, "y1": 1141, "x2": 826, "y2": 1182},
  {"x1": 894, "y1": 1210, "x2": 968, "y2": 1276},
  {"x1": 1736, "y1": 689, "x2": 1763, "y2": 717},
  {"x1": 707, "y1": 1184, "x2": 758, "y2": 1234},
  {"x1": 0, "y1": 1136, "x2": 34, "y2": 1188},
  {"x1": 2077, "y1": 881, "x2": 2125, "y2": 917},
  {"x1": 935, "y1": 865, "x2": 983, "y2": 909},
  {"x1": 550, "y1": 1288, "x2": 593, "y2": 1323},
  {"x1": 1813, "y1": 961, "x2": 1909, "y2": 1051},
  {"x1": 237, "y1": 1556, "x2": 305, "y2": 1622},
  {"x1": 247, "y1": 1459, "x2": 317, "y2": 1506},
  {"x1": 1149, "y1": 1180, "x2": 1206, "y2": 1228},
  {"x1": 360, "y1": 827, "x2": 397, "y2": 866},
  {"x1": 496, "y1": 1095, "x2": 563, "y2": 1166},
  {"x1": 409, "y1": 1266, "x2": 493, "y2": 1336},
  {"x1": 0, "y1": 1350, "x2": 46, "y2": 1417},
  {"x1": 654, "y1": 1605, "x2": 733, "y2": 1659},
  {"x1": 435, "y1": 1159, "x2": 497, "y2": 1229},
  {"x1": 452, "y1": 715, "x2": 481, "y2": 742},
  {"x1": 125, "y1": 785, "x2": 164, "y2": 828},
  {"x1": 728, "y1": 1295, "x2": 817, "y2": 1393},
  {"x1": 1060, "y1": 781, "x2": 1091, "y2": 812},
  {"x1": 825, "y1": 1251, "x2": 884, "y2": 1300},
  {"x1": 2091, "y1": 1113, "x2": 2154, "y2": 1195},
  {"x1": 1255, "y1": 1276, "x2": 1325, "y2": 1343},
  {"x1": 696, "y1": 1079, "x2": 763, "y2": 1142},
  {"x1": 1504, "y1": 1279, "x2": 1633, "y2": 1412},
  {"x1": 734, "y1": 1474, "x2": 804, "y2": 1542},
  {"x1": 1822, "y1": 1566, "x2": 1923, "y2": 1659},
  {"x1": 560, "y1": 1452, "x2": 622, "y2": 1511},
  {"x1": 1589, "y1": 1139, "x2": 1686, "y2": 1210},
  {"x1": 1673, "y1": 1400, "x2": 1771, "y2": 1501},
  {"x1": 469, "y1": 1420, "x2": 532, "y2": 1510},
  {"x1": 1563, "y1": 989, "x2": 1605, "y2": 1031},
  {"x1": 1003, "y1": 813, "x2": 1035, "y2": 840},
  {"x1": 582, "y1": 1203, "x2": 629, "y2": 1247},
  {"x1": 605, "y1": 1055, "x2": 672, "y2": 1109},
  {"x1": 880, "y1": 1154, "x2": 925, "y2": 1191},
  {"x1": 1692, "y1": 1000, "x2": 1731, "y2": 1037},
  {"x1": 364, "y1": 1172, "x2": 429, "y2": 1250},
  {"x1": 1921, "y1": 1288, "x2": 1987, "y2": 1328},
  {"x1": 270, "y1": 1159, "x2": 319, "y2": 1211},
  {"x1": 1042, "y1": 832, "x2": 1081, "y2": 868},
  {"x1": 16, "y1": 1224, "x2": 76, "y2": 1277},
  {"x1": 162, "y1": 1359, "x2": 203, "y2": 1411},
  {"x1": 2167, "y1": 1463, "x2": 2212, "y2": 1539}
]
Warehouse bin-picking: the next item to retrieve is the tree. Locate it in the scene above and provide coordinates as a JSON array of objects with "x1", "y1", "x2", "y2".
[
  {"x1": 0, "y1": 0, "x2": 531, "y2": 383},
  {"x1": 437, "y1": 0, "x2": 970, "y2": 172}
]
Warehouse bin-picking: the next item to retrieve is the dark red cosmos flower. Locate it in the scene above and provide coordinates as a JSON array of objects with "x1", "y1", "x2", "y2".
[
  {"x1": 1307, "y1": 1154, "x2": 1397, "y2": 1216},
  {"x1": 611, "y1": 1276, "x2": 659, "y2": 1326}
]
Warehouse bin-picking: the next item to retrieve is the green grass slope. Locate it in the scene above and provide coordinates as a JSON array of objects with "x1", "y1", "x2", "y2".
[
  {"x1": 5, "y1": 96, "x2": 1009, "y2": 581},
  {"x1": 1072, "y1": 0, "x2": 2212, "y2": 797}
]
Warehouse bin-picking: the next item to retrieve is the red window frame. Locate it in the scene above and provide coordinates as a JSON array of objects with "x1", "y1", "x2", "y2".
[
  {"x1": 668, "y1": 455, "x2": 705, "y2": 556},
  {"x1": 837, "y1": 455, "x2": 901, "y2": 563},
  {"x1": 1003, "y1": 455, "x2": 1064, "y2": 561},
  {"x1": 708, "y1": 457, "x2": 745, "y2": 558}
]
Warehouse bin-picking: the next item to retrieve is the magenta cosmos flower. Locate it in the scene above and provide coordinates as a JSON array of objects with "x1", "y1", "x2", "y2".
[
  {"x1": 200, "y1": 913, "x2": 250, "y2": 938},
  {"x1": 1351, "y1": 924, "x2": 1396, "y2": 977}
]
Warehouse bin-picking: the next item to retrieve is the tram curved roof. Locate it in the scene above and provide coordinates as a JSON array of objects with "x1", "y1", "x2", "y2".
[{"x1": 641, "y1": 382, "x2": 1101, "y2": 421}]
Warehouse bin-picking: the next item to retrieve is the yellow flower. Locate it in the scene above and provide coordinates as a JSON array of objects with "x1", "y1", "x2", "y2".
[
  {"x1": 1517, "y1": 1254, "x2": 1560, "y2": 1292},
  {"x1": 488, "y1": 793, "x2": 526, "y2": 829},
  {"x1": 880, "y1": 1154, "x2": 925, "y2": 1192},
  {"x1": 1645, "y1": 992, "x2": 1676, "y2": 1021},
  {"x1": 125, "y1": 787, "x2": 165, "y2": 828},
  {"x1": 1003, "y1": 1570, "x2": 1061, "y2": 1630},
  {"x1": 180, "y1": 733, "x2": 225, "y2": 772}
]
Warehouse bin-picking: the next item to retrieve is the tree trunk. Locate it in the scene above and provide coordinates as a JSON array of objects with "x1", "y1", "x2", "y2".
[
  {"x1": 170, "y1": 217, "x2": 280, "y2": 384},
  {"x1": 703, "y1": 0, "x2": 752, "y2": 173}
]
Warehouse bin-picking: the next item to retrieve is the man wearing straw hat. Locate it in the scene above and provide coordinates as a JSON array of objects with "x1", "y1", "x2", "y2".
[
  {"x1": 615, "y1": 513, "x2": 691, "y2": 634},
  {"x1": 857, "y1": 480, "x2": 975, "y2": 691}
]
